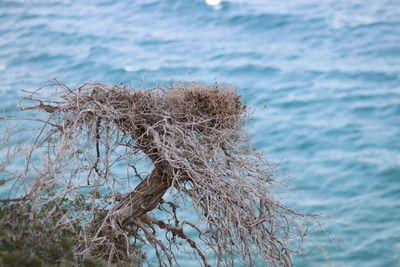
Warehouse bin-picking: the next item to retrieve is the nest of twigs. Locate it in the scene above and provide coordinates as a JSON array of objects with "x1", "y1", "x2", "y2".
[{"x1": 1, "y1": 81, "x2": 316, "y2": 266}]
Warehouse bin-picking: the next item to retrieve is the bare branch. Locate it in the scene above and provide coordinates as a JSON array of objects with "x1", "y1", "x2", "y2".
[{"x1": 0, "y1": 81, "x2": 319, "y2": 266}]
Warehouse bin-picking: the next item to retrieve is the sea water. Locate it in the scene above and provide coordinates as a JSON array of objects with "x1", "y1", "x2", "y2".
[{"x1": 0, "y1": 0, "x2": 399, "y2": 266}]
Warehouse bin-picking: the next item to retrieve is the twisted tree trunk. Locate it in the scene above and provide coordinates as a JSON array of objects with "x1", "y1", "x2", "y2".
[{"x1": 113, "y1": 167, "x2": 170, "y2": 226}]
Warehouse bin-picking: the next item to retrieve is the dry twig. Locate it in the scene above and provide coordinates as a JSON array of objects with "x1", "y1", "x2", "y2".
[{"x1": 0, "y1": 81, "x2": 317, "y2": 266}]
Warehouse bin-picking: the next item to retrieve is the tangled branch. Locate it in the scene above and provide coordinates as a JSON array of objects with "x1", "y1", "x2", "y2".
[{"x1": 0, "y1": 81, "x2": 317, "y2": 266}]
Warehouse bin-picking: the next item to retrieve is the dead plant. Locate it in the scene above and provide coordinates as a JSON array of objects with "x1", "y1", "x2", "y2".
[{"x1": 0, "y1": 81, "x2": 317, "y2": 266}]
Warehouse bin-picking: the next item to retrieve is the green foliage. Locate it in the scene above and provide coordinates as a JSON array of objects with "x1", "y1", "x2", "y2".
[
  {"x1": 0, "y1": 203, "x2": 72, "y2": 266},
  {"x1": 0, "y1": 200, "x2": 109, "y2": 267},
  {"x1": 0, "y1": 251, "x2": 43, "y2": 267}
]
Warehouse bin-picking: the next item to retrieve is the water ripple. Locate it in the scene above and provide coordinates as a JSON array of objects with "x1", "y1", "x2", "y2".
[{"x1": 0, "y1": 0, "x2": 399, "y2": 266}]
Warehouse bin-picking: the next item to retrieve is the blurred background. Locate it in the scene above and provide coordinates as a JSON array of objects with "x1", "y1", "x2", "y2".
[{"x1": 0, "y1": 0, "x2": 399, "y2": 266}]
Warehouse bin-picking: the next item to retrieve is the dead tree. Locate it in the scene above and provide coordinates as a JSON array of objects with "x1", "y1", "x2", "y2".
[{"x1": 1, "y1": 81, "x2": 317, "y2": 266}]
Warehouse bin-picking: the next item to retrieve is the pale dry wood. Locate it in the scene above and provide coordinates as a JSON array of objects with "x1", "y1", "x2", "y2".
[{"x1": 0, "y1": 81, "x2": 319, "y2": 266}]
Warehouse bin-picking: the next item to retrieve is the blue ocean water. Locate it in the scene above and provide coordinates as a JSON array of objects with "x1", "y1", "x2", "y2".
[{"x1": 0, "y1": 0, "x2": 399, "y2": 266}]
